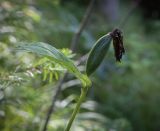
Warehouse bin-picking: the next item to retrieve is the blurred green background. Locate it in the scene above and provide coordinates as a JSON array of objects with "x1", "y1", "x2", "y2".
[{"x1": 0, "y1": 0, "x2": 160, "y2": 131}]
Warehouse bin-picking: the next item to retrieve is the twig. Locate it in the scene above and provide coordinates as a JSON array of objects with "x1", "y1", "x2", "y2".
[
  {"x1": 71, "y1": 0, "x2": 95, "y2": 52},
  {"x1": 119, "y1": 0, "x2": 141, "y2": 28},
  {"x1": 41, "y1": 72, "x2": 68, "y2": 131},
  {"x1": 75, "y1": 53, "x2": 88, "y2": 66},
  {"x1": 41, "y1": 1, "x2": 95, "y2": 131}
]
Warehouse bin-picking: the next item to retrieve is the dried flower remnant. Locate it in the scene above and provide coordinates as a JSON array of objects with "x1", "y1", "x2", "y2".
[{"x1": 110, "y1": 29, "x2": 125, "y2": 62}]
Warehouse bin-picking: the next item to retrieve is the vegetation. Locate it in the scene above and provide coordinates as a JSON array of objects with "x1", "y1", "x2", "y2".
[{"x1": 0, "y1": 0, "x2": 160, "y2": 131}]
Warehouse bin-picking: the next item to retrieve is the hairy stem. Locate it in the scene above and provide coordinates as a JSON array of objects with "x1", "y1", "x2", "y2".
[{"x1": 64, "y1": 87, "x2": 88, "y2": 131}]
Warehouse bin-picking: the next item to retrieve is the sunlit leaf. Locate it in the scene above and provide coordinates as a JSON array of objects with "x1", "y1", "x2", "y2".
[{"x1": 17, "y1": 42, "x2": 91, "y2": 87}]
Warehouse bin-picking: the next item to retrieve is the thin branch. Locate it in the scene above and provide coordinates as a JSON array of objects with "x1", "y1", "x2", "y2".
[
  {"x1": 41, "y1": 1, "x2": 95, "y2": 131},
  {"x1": 71, "y1": 0, "x2": 96, "y2": 52},
  {"x1": 41, "y1": 72, "x2": 68, "y2": 131},
  {"x1": 119, "y1": 0, "x2": 141, "y2": 28},
  {"x1": 75, "y1": 53, "x2": 88, "y2": 66}
]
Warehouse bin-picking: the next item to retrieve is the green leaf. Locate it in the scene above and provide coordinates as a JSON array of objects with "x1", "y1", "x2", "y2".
[
  {"x1": 17, "y1": 42, "x2": 91, "y2": 87},
  {"x1": 86, "y1": 34, "x2": 112, "y2": 76}
]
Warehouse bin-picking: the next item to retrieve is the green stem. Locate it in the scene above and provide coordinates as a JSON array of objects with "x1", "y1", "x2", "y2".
[{"x1": 64, "y1": 87, "x2": 88, "y2": 131}]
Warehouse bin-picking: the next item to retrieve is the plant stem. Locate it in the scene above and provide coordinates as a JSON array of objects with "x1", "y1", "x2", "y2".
[{"x1": 64, "y1": 87, "x2": 88, "y2": 131}]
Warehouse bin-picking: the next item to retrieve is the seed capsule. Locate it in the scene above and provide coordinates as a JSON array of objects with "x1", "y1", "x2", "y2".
[{"x1": 86, "y1": 34, "x2": 112, "y2": 76}]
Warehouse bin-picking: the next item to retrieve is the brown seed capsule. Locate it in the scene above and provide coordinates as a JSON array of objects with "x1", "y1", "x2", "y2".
[{"x1": 110, "y1": 28, "x2": 125, "y2": 62}]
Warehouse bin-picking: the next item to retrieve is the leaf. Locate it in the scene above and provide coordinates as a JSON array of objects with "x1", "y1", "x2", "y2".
[
  {"x1": 17, "y1": 42, "x2": 91, "y2": 87},
  {"x1": 86, "y1": 34, "x2": 112, "y2": 76}
]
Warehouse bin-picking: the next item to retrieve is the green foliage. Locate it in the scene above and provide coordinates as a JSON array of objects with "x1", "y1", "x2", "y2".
[
  {"x1": 17, "y1": 42, "x2": 91, "y2": 87},
  {"x1": 32, "y1": 48, "x2": 75, "y2": 83}
]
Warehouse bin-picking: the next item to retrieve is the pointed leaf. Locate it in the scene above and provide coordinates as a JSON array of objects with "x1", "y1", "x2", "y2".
[{"x1": 17, "y1": 42, "x2": 91, "y2": 87}]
